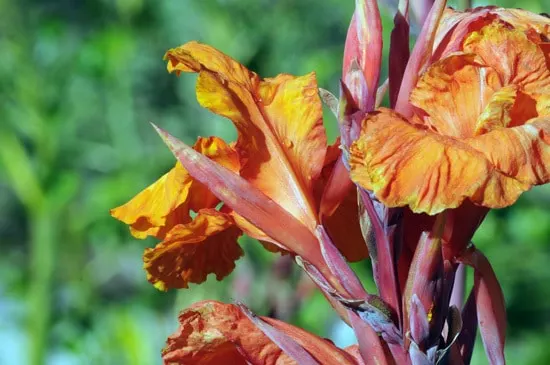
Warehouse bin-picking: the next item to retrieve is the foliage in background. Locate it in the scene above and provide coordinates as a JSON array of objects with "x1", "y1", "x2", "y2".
[{"x1": 0, "y1": 0, "x2": 549, "y2": 364}]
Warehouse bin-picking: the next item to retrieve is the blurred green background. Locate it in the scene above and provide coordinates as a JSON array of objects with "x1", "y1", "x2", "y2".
[{"x1": 1, "y1": 0, "x2": 549, "y2": 364}]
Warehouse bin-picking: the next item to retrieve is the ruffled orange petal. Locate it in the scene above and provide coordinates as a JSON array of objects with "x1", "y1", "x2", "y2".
[
  {"x1": 164, "y1": 42, "x2": 326, "y2": 243},
  {"x1": 110, "y1": 137, "x2": 239, "y2": 239},
  {"x1": 144, "y1": 209, "x2": 243, "y2": 291},
  {"x1": 162, "y1": 300, "x2": 360, "y2": 365},
  {"x1": 410, "y1": 54, "x2": 501, "y2": 138},
  {"x1": 466, "y1": 117, "x2": 550, "y2": 187},
  {"x1": 463, "y1": 21, "x2": 550, "y2": 102},
  {"x1": 349, "y1": 108, "x2": 528, "y2": 215}
]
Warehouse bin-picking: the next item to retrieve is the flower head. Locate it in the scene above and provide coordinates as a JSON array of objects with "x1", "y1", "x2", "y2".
[
  {"x1": 350, "y1": 11, "x2": 550, "y2": 215},
  {"x1": 111, "y1": 41, "x2": 367, "y2": 291}
]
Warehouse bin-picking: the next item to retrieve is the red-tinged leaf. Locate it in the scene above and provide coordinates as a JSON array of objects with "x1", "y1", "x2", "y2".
[
  {"x1": 349, "y1": 312, "x2": 390, "y2": 365},
  {"x1": 343, "y1": 0, "x2": 383, "y2": 110},
  {"x1": 458, "y1": 247, "x2": 506, "y2": 365},
  {"x1": 458, "y1": 287, "x2": 478, "y2": 364},
  {"x1": 151, "y1": 124, "x2": 324, "y2": 268},
  {"x1": 238, "y1": 303, "x2": 320, "y2": 365},
  {"x1": 389, "y1": 0, "x2": 410, "y2": 107},
  {"x1": 316, "y1": 225, "x2": 368, "y2": 300},
  {"x1": 395, "y1": 0, "x2": 447, "y2": 117}
]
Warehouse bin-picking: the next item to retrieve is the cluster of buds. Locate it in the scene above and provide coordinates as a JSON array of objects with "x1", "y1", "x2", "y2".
[{"x1": 112, "y1": 1, "x2": 550, "y2": 364}]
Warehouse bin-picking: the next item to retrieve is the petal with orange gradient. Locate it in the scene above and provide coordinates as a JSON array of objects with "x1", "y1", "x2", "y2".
[
  {"x1": 349, "y1": 109, "x2": 529, "y2": 215},
  {"x1": 410, "y1": 54, "x2": 501, "y2": 138},
  {"x1": 164, "y1": 42, "x2": 326, "y2": 243},
  {"x1": 162, "y1": 300, "x2": 360, "y2": 365},
  {"x1": 466, "y1": 117, "x2": 550, "y2": 187},
  {"x1": 110, "y1": 162, "x2": 193, "y2": 239},
  {"x1": 463, "y1": 21, "x2": 550, "y2": 100},
  {"x1": 110, "y1": 136, "x2": 239, "y2": 240},
  {"x1": 143, "y1": 209, "x2": 243, "y2": 291}
]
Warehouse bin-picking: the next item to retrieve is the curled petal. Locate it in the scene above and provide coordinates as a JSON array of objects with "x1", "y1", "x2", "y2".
[
  {"x1": 349, "y1": 109, "x2": 528, "y2": 214},
  {"x1": 165, "y1": 42, "x2": 326, "y2": 237},
  {"x1": 410, "y1": 54, "x2": 501, "y2": 138},
  {"x1": 463, "y1": 20, "x2": 550, "y2": 100},
  {"x1": 111, "y1": 136, "x2": 238, "y2": 239},
  {"x1": 466, "y1": 117, "x2": 550, "y2": 187},
  {"x1": 144, "y1": 209, "x2": 243, "y2": 291}
]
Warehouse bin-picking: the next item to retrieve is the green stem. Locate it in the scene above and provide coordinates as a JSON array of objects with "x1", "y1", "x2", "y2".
[{"x1": 28, "y1": 207, "x2": 56, "y2": 365}]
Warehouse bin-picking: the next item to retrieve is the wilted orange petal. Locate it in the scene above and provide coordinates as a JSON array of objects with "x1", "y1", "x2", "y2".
[
  {"x1": 110, "y1": 137, "x2": 239, "y2": 240},
  {"x1": 410, "y1": 54, "x2": 501, "y2": 138},
  {"x1": 349, "y1": 109, "x2": 528, "y2": 214},
  {"x1": 165, "y1": 42, "x2": 326, "y2": 243},
  {"x1": 466, "y1": 117, "x2": 550, "y2": 187},
  {"x1": 463, "y1": 21, "x2": 550, "y2": 104},
  {"x1": 143, "y1": 209, "x2": 243, "y2": 291},
  {"x1": 162, "y1": 301, "x2": 359, "y2": 365}
]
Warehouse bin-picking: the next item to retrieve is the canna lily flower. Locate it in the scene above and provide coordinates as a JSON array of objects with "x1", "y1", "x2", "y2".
[
  {"x1": 162, "y1": 300, "x2": 364, "y2": 364},
  {"x1": 350, "y1": 16, "x2": 550, "y2": 216},
  {"x1": 111, "y1": 41, "x2": 367, "y2": 291}
]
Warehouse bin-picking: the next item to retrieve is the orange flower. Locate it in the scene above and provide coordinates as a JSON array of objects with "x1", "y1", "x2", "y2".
[
  {"x1": 162, "y1": 300, "x2": 364, "y2": 365},
  {"x1": 350, "y1": 17, "x2": 550, "y2": 215},
  {"x1": 111, "y1": 42, "x2": 367, "y2": 291}
]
